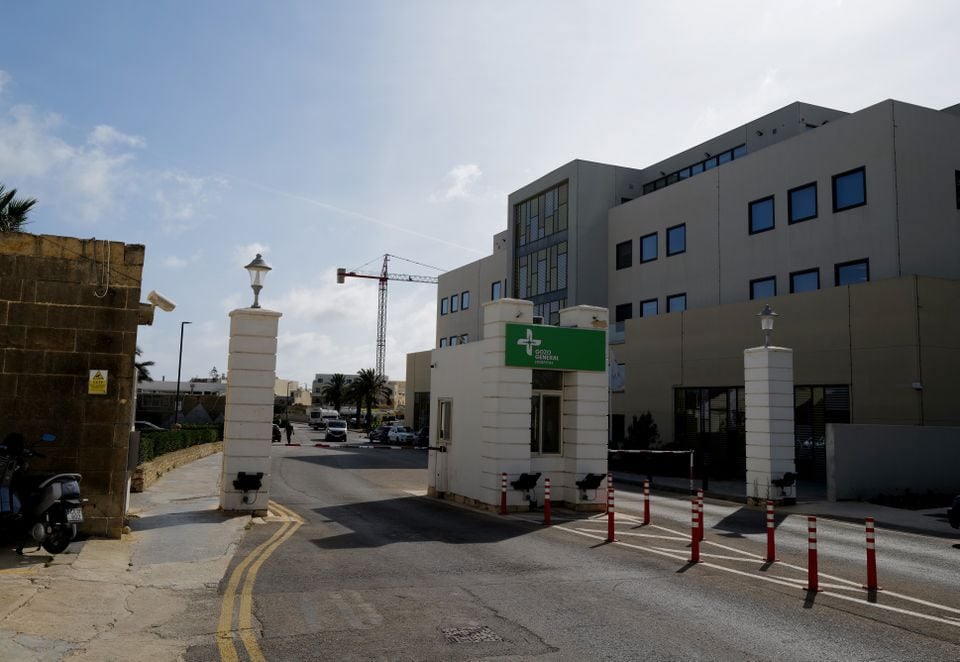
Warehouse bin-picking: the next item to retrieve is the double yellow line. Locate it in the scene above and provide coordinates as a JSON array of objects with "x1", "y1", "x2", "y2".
[{"x1": 217, "y1": 500, "x2": 303, "y2": 662}]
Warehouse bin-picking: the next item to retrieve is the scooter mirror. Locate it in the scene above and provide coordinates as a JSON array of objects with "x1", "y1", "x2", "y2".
[{"x1": 41, "y1": 433, "x2": 56, "y2": 443}]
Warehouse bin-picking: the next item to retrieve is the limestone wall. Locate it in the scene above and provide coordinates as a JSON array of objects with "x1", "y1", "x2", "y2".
[{"x1": 0, "y1": 232, "x2": 145, "y2": 538}]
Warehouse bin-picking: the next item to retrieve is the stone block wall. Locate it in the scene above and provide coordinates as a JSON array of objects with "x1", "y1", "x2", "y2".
[{"x1": 0, "y1": 232, "x2": 145, "y2": 538}]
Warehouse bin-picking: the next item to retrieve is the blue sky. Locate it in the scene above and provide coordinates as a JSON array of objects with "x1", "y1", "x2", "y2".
[{"x1": 2, "y1": 1, "x2": 958, "y2": 387}]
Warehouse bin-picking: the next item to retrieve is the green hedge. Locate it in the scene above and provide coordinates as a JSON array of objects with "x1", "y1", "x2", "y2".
[{"x1": 138, "y1": 425, "x2": 222, "y2": 464}]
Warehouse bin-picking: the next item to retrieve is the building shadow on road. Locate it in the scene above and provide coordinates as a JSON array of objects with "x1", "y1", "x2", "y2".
[
  {"x1": 308, "y1": 495, "x2": 546, "y2": 550},
  {"x1": 286, "y1": 449, "x2": 427, "y2": 471}
]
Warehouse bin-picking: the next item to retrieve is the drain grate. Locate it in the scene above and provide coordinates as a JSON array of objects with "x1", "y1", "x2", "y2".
[{"x1": 441, "y1": 625, "x2": 503, "y2": 643}]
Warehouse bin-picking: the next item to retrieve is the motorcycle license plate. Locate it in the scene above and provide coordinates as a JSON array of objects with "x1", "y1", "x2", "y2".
[{"x1": 66, "y1": 507, "x2": 84, "y2": 523}]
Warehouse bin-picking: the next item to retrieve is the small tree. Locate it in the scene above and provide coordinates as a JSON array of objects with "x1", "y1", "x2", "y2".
[
  {"x1": 135, "y1": 346, "x2": 154, "y2": 383},
  {"x1": 625, "y1": 412, "x2": 660, "y2": 450}
]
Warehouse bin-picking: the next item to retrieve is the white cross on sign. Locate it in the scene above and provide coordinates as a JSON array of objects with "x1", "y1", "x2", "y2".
[{"x1": 516, "y1": 328, "x2": 542, "y2": 356}]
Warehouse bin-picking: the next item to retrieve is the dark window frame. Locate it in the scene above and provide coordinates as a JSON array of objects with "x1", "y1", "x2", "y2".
[
  {"x1": 790, "y1": 268, "x2": 820, "y2": 293},
  {"x1": 640, "y1": 232, "x2": 658, "y2": 263},
  {"x1": 640, "y1": 298, "x2": 658, "y2": 317},
  {"x1": 955, "y1": 170, "x2": 960, "y2": 209},
  {"x1": 788, "y1": 181, "x2": 818, "y2": 224},
  {"x1": 615, "y1": 239, "x2": 633, "y2": 270},
  {"x1": 832, "y1": 166, "x2": 867, "y2": 212},
  {"x1": 834, "y1": 258, "x2": 870, "y2": 286},
  {"x1": 666, "y1": 292, "x2": 686, "y2": 313},
  {"x1": 749, "y1": 276, "x2": 777, "y2": 300},
  {"x1": 491, "y1": 280, "x2": 502, "y2": 300},
  {"x1": 440, "y1": 297, "x2": 449, "y2": 315},
  {"x1": 461, "y1": 291, "x2": 470, "y2": 310},
  {"x1": 666, "y1": 223, "x2": 686, "y2": 256},
  {"x1": 748, "y1": 195, "x2": 775, "y2": 235},
  {"x1": 450, "y1": 293, "x2": 459, "y2": 313},
  {"x1": 614, "y1": 302, "x2": 633, "y2": 323}
]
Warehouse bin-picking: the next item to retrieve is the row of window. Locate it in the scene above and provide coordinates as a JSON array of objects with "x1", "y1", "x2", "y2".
[
  {"x1": 616, "y1": 223, "x2": 686, "y2": 270},
  {"x1": 749, "y1": 259, "x2": 870, "y2": 299},
  {"x1": 614, "y1": 293, "x2": 687, "y2": 322},
  {"x1": 749, "y1": 166, "x2": 866, "y2": 235},
  {"x1": 439, "y1": 290, "x2": 470, "y2": 315},
  {"x1": 641, "y1": 144, "x2": 747, "y2": 195},
  {"x1": 439, "y1": 334, "x2": 470, "y2": 348},
  {"x1": 515, "y1": 181, "x2": 569, "y2": 248}
]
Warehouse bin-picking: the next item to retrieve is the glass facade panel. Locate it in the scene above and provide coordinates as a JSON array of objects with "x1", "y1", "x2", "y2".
[
  {"x1": 835, "y1": 259, "x2": 869, "y2": 286},
  {"x1": 461, "y1": 291, "x2": 470, "y2": 309},
  {"x1": 640, "y1": 233, "x2": 657, "y2": 262},
  {"x1": 491, "y1": 281, "x2": 502, "y2": 300},
  {"x1": 666, "y1": 224, "x2": 686, "y2": 256},
  {"x1": 750, "y1": 277, "x2": 776, "y2": 300},
  {"x1": 667, "y1": 293, "x2": 686, "y2": 313},
  {"x1": 749, "y1": 196, "x2": 775, "y2": 234},
  {"x1": 450, "y1": 293, "x2": 459, "y2": 312},
  {"x1": 789, "y1": 183, "x2": 817, "y2": 223},
  {"x1": 833, "y1": 167, "x2": 866, "y2": 211},
  {"x1": 640, "y1": 299, "x2": 658, "y2": 317},
  {"x1": 790, "y1": 269, "x2": 819, "y2": 293},
  {"x1": 616, "y1": 240, "x2": 632, "y2": 269},
  {"x1": 440, "y1": 298, "x2": 448, "y2": 315}
]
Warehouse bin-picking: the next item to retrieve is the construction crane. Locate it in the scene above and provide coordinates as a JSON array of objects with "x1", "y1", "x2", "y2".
[{"x1": 337, "y1": 254, "x2": 440, "y2": 378}]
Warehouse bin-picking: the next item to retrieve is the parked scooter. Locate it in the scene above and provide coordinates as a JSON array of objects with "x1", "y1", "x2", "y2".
[{"x1": 0, "y1": 432, "x2": 86, "y2": 554}]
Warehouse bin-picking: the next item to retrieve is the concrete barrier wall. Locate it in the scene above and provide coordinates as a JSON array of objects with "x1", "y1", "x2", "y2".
[{"x1": 827, "y1": 424, "x2": 960, "y2": 501}]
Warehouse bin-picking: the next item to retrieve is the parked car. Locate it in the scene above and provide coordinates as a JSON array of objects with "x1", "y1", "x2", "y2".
[
  {"x1": 415, "y1": 427, "x2": 429, "y2": 447},
  {"x1": 387, "y1": 425, "x2": 415, "y2": 444},
  {"x1": 272, "y1": 424, "x2": 282, "y2": 443},
  {"x1": 369, "y1": 425, "x2": 391, "y2": 442},
  {"x1": 134, "y1": 421, "x2": 165, "y2": 432},
  {"x1": 948, "y1": 495, "x2": 960, "y2": 529},
  {"x1": 324, "y1": 419, "x2": 348, "y2": 441}
]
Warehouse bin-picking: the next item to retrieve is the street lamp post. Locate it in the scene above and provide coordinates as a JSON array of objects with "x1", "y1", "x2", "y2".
[
  {"x1": 244, "y1": 253, "x2": 272, "y2": 308},
  {"x1": 174, "y1": 321, "x2": 191, "y2": 426},
  {"x1": 757, "y1": 304, "x2": 779, "y2": 348}
]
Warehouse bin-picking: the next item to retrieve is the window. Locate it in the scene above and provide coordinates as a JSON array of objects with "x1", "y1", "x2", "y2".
[
  {"x1": 491, "y1": 280, "x2": 502, "y2": 300},
  {"x1": 440, "y1": 297, "x2": 448, "y2": 315},
  {"x1": 439, "y1": 337, "x2": 447, "y2": 347},
  {"x1": 956, "y1": 170, "x2": 960, "y2": 209},
  {"x1": 788, "y1": 182, "x2": 818, "y2": 223},
  {"x1": 460, "y1": 334, "x2": 469, "y2": 344},
  {"x1": 835, "y1": 259, "x2": 869, "y2": 286},
  {"x1": 790, "y1": 268, "x2": 820, "y2": 293},
  {"x1": 666, "y1": 293, "x2": 686, "y2": 313},
  {"x1": 666, "y1": 224, "x2": 686, "y2": 256},
  {"x1": 615, "y1": 303, "x2": 633, "y2": 323},
  {"x1": 640, "y1": 298, "x2": 658, "y2": 317},
  {"x1": 461, "y1": 291, "x2": 470, "y2": 310},
  {"x1": 640, "y1": 232, "x2": 658, "y2": 262},
  {"x1": 438, "y1": 399, "x2": 452, "y2": 441},
  {"x1": 749, "y1": 196, "x2": 775, "y2": 234},
  {"x1": 450, "y1": 293, "x2": 459, "y2": 313},
  {"x1": 750, "y1": 276, "x2": 776, "y2": 300},
  {"x1": 616, "y1": 240, "x2": 632, "y2": 270},
  {"x1": 833, "y1": 167, "x2": 866, "y2": 212},
  {"x1": 449, "y1": 336, "x2": 458, "y2": 346}
]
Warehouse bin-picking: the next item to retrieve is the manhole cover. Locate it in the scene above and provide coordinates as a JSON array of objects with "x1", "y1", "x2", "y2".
[{"x1": 441, "y1": 625, "x2": 503, "y2": 643}]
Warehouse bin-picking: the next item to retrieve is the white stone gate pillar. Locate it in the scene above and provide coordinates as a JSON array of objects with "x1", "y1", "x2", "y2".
[
  {"x1": 744, "y1": 346, "x2": 796, "y2": 504},
  {"x1": 219, "y1": 307, "x2": 281, "y2": 513}
]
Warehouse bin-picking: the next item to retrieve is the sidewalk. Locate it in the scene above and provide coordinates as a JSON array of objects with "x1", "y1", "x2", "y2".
[
  {"x1": 0, "y1": 453, "x2": 251, "y2": 662},
  {"x1": 614, "y1": 471, "x2": 959, "y2": 538}
]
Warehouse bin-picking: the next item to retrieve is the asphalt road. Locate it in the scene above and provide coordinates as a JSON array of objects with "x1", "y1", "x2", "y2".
[{"x1": 189, "y1": 429, "x2": 960, "y2": 661}]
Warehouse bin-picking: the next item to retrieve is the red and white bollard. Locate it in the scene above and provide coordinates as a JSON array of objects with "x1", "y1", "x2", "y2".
[
  {"x1": 864, "y1": 517, "x2": 881, "y2": 591},
  {"x1": 805, "y1": 516, "x2": 821, "y2": 592},
  {"x1": 500, "y1": 473, "x2": 507, "y2": 515},
  {"x1": 689, "y1": 498, "x2": 701, "y2": 563},
  {"x1": 606, "y1": 472, "x2": 616, "y2": 542},
  {"x1": 642, "y1": 479, "x2": 650, "y2": 526},
  {"x1": 543, "y1": 477, "x2": 551, "y2": 526},
  {"x1": 696, "y1": 488, "x2": 705, "y2": 542},
  {"x1": 765, "y1": 500, "x2": 777, "y2": 563}
]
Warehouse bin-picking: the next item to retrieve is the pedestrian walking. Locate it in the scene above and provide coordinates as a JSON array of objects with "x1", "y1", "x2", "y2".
[{"x1": 284, "y1": 419, "x2": 293, "y2": 444}]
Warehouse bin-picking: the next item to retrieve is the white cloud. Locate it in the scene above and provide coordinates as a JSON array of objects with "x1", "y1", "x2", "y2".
[
  {"x1": 162, "y1": 251, "x2": 202, "y2": 269},
  {"x1": 0, "y1": 105, "x2": 74, "y2": 177},
  {"x1": 430, "y1": 163, "x2": 482, "y2": 201},
  {"x1": 234, "y1": 243, "x2": 270, "y2": 267},
  {"x1": 88, "y1": 124, "x2": 145, "y2": 149}
]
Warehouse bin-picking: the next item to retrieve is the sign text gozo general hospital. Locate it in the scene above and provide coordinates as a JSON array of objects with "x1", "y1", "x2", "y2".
[{"x1": 504, "y1": 323, "x2": 605, "y2": 371}]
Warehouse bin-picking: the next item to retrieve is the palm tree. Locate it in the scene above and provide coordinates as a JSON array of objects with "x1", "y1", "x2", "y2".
[
  {"x1": 320, "y1": 373, "x2": 347, "y2": 413},
  {"x1": 135, "y1": 346, "x2": 154, "y2": 383},
  {"x1": 354, "y1": 368, "x2": 391, "y2": 427},
  {"x1": 344, "y1": 379, "x2": 365, "y2": 428},
  {"x1": 0, "y1": 184, "x2": 38, "y2": 233}
]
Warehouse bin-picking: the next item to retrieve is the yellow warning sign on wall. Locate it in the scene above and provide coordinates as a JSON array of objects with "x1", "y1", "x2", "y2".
[{"x1": 88, "y1": 370, "x2": 108, "y2": 395}]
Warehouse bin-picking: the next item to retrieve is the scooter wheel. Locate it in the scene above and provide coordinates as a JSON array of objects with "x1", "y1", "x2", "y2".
[{"x1": 41, "y1": 526, "x2": 74, "y2": 554}]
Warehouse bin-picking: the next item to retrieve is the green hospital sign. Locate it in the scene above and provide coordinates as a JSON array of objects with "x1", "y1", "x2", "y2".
[{"x1": 504, "y1": 323, "x2": 606, "y2": 371}]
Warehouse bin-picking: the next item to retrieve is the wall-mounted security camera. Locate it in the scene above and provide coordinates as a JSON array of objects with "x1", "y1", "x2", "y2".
[{"x1": 146, "y1": 290, "x2": 177, "y2": 312}]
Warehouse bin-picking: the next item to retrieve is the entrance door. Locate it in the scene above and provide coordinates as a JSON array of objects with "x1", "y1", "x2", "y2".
[{"x1": 530, "y1": 392, "x2": 562, "y2": 454}]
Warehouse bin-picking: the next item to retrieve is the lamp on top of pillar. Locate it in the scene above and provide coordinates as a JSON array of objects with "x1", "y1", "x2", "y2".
[
  {"x1": 244, "y1": 253, "x2": 272, "y2": 309},
  {"x1": 757, "y1": 303, "x2": 779, "y2": 348}
]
